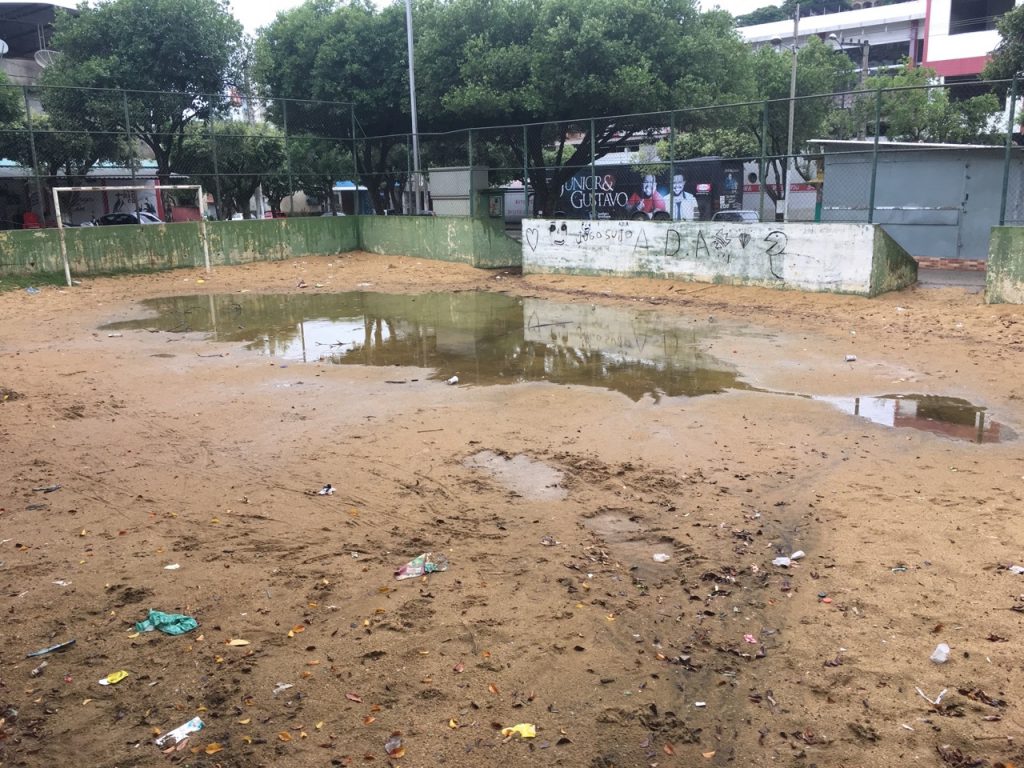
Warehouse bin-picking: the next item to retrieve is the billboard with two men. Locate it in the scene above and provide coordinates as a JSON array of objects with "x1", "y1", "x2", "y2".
[{"x1": 553, "y1": 157, "x2": 744, "y2": 221}]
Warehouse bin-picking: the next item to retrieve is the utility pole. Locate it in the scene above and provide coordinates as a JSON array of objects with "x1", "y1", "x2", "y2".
[
  {"x1": 783, "y1": 3, "x2": 799, "y2": 222},
  {"x1": 405, "y1": 0, "x2": 422, "y2": 214}
]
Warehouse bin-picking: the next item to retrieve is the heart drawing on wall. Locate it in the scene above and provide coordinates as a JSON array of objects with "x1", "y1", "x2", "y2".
[{"x1": 525, "y1": 228, "x2": 539, "y2": 251}]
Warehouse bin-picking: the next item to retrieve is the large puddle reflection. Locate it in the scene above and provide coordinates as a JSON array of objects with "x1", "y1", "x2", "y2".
[
  {"x1": 101, "y1": 292, "x2": 752, "y2": 401},
  {"x1": 101, "y1": 291, "x2": 1011, "y2": 442}
]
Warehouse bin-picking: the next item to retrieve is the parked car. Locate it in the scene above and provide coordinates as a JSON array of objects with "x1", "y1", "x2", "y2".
[
  {"x1": 711, "y1": 209, "x2": 759, "y2": 223},
  {"x1": 97, "y1": 211, "x2": 162, "y2": 226}
]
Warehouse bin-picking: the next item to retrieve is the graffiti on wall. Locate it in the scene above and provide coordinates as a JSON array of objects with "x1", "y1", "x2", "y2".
[{"x1": 523, "y1": 219, "x2": 790, "y2": 281}]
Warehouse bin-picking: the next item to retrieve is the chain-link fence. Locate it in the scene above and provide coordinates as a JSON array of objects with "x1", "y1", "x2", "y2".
[{"x1": 1, "y1": 78, "x2": 1021, "y2": 235}]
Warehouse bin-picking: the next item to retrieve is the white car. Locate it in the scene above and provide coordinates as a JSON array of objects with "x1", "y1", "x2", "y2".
[{"x1": 97, "y1": 211, "x2": 163, "y2": 225}]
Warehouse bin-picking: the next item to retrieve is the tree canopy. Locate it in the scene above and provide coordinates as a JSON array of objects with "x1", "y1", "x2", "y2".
[
  {"x1": 254, "y1": 0, "x2": 410, "y2": 212},
  {"x1": 40, "y1": 0, "x2": 243, "y2": 183},
  {"x1": 984, "y1": 3, "x2": 1024, "y2": 82},
  {"x1": 414, "y1": 0, "x2": 756, "y2": 213}
]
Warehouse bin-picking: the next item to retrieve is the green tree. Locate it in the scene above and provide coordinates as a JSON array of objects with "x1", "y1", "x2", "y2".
[
  {"x1": 750, "y1": 36, "x2": 854, "y2": 209},
  {"x1": 859, "y1": 64, "x2": 1000, "y2": 143},
  {"x1": 0, "y1": 72, "x2": 25, "y2": 164},
  {"x1": 180, "y1": 120, "x2": 286, "y2": 218},
  {"x1": 415, "y1": 0, "x2": 756, "y2": 215},
  {"x1": 40, "y1": 0, "x2": 243, "y2": 185},
  {"x1": 983, "y1": 4, "x2": 1024, "y2": 81},
  {"x1": 255, "y1": 1, "x2": 410, "y2": 213}
]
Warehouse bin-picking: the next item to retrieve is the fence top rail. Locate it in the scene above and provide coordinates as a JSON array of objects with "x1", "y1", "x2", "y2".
[{"x1": 52, "y1": 184, "x2": 201, "y2": 192}]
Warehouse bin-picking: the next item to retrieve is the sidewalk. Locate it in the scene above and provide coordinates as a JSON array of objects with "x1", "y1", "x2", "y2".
[{"x1": 916, "y1": 267, "x2": 986, "y2": 292}]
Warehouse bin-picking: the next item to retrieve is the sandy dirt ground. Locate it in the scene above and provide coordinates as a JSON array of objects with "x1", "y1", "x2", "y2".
[{"x1": 1, "y1": 253, "x2": 1023, "y2": 768}]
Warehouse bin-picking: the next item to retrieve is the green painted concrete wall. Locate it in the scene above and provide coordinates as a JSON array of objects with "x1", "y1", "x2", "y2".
[
  {"x1": 0, "y1": 215, "x2": 515, "y2": 278},
  {"x1": 870, "y1": 226, "x2": 918, "y2": 297},
  {"x1": 359, "y1": 215, "x2": 520, "y2": 268},
  {"x1": 986, "y1": 227, "x2": 1024, "y2": 304}
]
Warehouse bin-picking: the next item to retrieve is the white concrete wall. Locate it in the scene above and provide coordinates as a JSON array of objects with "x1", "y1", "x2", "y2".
[{"x1": 522, "y1": 218, "x2": 877, "y2": 293}]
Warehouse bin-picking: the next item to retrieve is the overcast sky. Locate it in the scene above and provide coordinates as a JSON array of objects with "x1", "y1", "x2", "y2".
[{"x1": 228, "y1": 0, "x2": 775, "y2": 36}]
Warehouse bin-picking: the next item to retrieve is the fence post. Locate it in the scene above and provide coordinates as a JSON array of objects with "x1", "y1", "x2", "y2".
[
  {"x1": 282, "y1": 99, "x2": 294, "y2": 216},
  {"x1": 590, "y1": 118, "x2": 597, "y2": 221},
  {"x1": 523, "y1": 124, "x2": 529, "y2": 217},
  {"x1": 759, "y1": 101, "x2": 767, "y2": 222},
  {"x1": 406, "y1": 134, "x2": 412, "y2": 215},
  {"x1": 122, "y1": 90, "x2": 137, "y2": 185},
  {"x1": 1000, "y1": 75, "x2": 1018, "y2": 226},
  {"x1": 350, "y1": 104, "x2": 359, "y2": 212},
  {"x1": 468, "y1": 128, "x2": 474, "y2": 217},
  {"x1": 209, "y1": 117, "x2": 223, "y2": 220},
  {"x1": 22, "y1": 87, "x2": 46, "y2": 223},
  {"x1": 867, "y1": 86, "x2": 882, "y2": 225}
]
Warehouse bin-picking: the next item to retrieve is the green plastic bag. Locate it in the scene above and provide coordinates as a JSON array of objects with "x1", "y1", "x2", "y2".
[{"x1": 135, "y1": 609, "x2": 198, "y2": 635}]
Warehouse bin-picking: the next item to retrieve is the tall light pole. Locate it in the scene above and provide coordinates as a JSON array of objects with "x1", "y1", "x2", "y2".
[
  {"x1": 404, "y1": 0, "x2": 422, "y2": 214},
  {"x1": 783, "y1": 3, "x2": 800, "y2": 222}
]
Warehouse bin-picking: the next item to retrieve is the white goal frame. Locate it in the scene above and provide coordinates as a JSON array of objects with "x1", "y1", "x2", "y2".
[{"x1": 52, "y1": 184, "x2": 211, "y2": 286}]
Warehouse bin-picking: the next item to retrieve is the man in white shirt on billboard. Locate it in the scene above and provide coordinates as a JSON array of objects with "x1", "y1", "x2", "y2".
[{"x1": 667, "y1": 171, "x2": 697, "y2": 221}]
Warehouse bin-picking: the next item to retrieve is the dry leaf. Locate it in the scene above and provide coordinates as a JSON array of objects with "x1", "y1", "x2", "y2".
[
  {"x1": 278, "y1": 731, "x2": 293, "y2": 742},
  {"x1": 453, "y1": 662, "x2": 465, "y2": 673},
  {"x1": 488, "y1": 683, "x2": 500, "y2": 695},
  {"x1": 449, "y1": 719, "x2": 459, "y2": 729},
  {"x1": 227, "y1": 639, "x2": 250, "y2": 646},
  {"x1": 363, "y1": 715, "x2": 376, "y2": 725},
  {"x1": 664, "y1": 743, "x2": 675, "y2": 755},
  {"x1": 389, "y1": 747, "x2": 406, "y2": 759},
  {"x1": 241, "y1": 736, "x2": 252, "y2": 744},
  {"x1": 702, "y1": 750, "x2": 717, "y2": 758},
  {"x1": 346, "y1": 692, "x2": 363, "y2": 703},
  {"x1": 315, "y1": 721, "x2": 325, "y2": 730},
  {"x1": 205, "y1": 743, "x2": 223, "y2": 755},
  {"x1": 237, "y1": 718, "x2": 251, "y2": 725}
]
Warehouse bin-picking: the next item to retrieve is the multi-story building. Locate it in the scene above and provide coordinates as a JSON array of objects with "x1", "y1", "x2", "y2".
[
  {"x1": 738, "y1": 0, "x2": 1018, "y2": 81},
  {"x1": 0, "y1": 1, "x2": 79, "y2": 86}
]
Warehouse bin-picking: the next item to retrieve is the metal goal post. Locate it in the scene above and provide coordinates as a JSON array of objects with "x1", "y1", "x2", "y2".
[{"x1": 51, "y1": 184, "x2": 211, "y2": 286}]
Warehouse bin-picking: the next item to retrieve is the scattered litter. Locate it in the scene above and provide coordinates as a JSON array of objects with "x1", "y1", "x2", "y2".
[
  {"x1": 501, "y1": 723, "x2": 537, "y2": 739},
  {"x1": 226, "y1": 639, "x2": 250, "y2": 646},
  {"x1": 901, "y1": 723, "x2": 915, "y2": 731},
  {"x1": 317, "y1": 484, "x2": 335, "y2": 496},
  {"x1": 1008, "y1": 565, "x2": 1024, "y2": 575},
  {"x1": 891, "y1": 565, "x2": 909, "y2": 573},
  {"x1": 154, "y1": 716, "x2": 204, "y2": 747},
  {"x1": 930, "y1": 642, "x2": 950, "y2": 664},
  {"x1": 30, "y1": 660, "x2": 48, "y2": 677},
  {"x1": 446, "y1": 375, "x2": 459, "y2": 385},
  {"x1": 772, "y1": 556, "x2": 792, "y2": 568},
  {"x1": 743, "y1": 634, "x2": 758, "y2": 644},
  {"x1": 694, "y1": 701, "x2": 707, "y2": 708},
  {"x1": 273, "y1": 682, "x2": 294, "y2": 695},
  {"x1": 26, "y1": 639, "x2": 76, "y2": 658},
  {"x1": 107, "y1": 333, "x2": 123, "y2": 338},
  {"x1": 540, "y1": 535, "x2": 559, "y2": 546},
  {"x1": 163, "y1": 563, "x2": 180, "y2": 570},
  {"x1": 52, "y1": 579, "x2": 71, "y2": 587},
  {"x1": 395, "y1": 552, "x2": 449, "y2": 580},
  {"x1": 32, "y1": 484, "x2": 61, "y2": 493},
  {"x1": 135, "y1": 609, "x2": 199, "y2": 635},
  {"x1": 845, "y1": 354, "x2": 857, "y2": 362},
  {"x1": 385, "y1": 734, "x2": 405, "y2": 757},
  {"x1": 98, "y1": 670, "x2": 129, "y2": 686},
  {"x1": 916, "y1": 686, "x2": 948, "y2": 706},
  {"x1": 652, "y1": 553, "x2": 671, "y2": 563},
  {"x1": 25, "y1": 287, "x2": 39, "y2": 295},
  {"x1": 790, "y1": 550, "x2": 805, "y2": 560}
]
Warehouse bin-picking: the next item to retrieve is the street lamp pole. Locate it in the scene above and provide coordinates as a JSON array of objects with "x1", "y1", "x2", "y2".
[
  {"x1": 783, "y1": 3, "x2": 800, "y2": 222},
  {"x1": 404, "y1": 0, "x2": 422, "y2": 214}
]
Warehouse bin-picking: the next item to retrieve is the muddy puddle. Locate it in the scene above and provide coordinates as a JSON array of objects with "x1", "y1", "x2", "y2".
[{"x1": 102, "y1": 291, "x2": 1010, "y2": 441}]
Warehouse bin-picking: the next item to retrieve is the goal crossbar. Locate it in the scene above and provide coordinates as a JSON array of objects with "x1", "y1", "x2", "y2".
[{"x1": 51, "y1": 184, "x2": 210, "y2": 286}]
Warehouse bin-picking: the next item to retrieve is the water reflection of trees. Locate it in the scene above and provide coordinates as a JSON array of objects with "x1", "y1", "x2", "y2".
[{"x1": 101, "y1": 292, "x2": 750, "y2": 401}]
